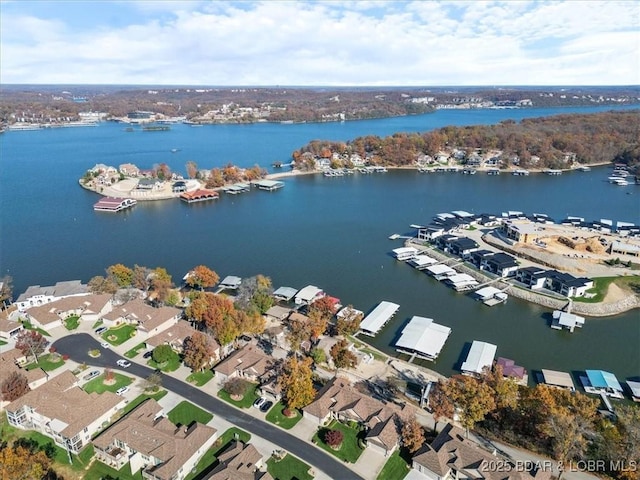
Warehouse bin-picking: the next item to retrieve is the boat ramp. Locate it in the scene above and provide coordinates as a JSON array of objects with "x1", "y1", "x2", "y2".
[{"x1": 359, "y1": 301, "x2": 400, "y2": 336}]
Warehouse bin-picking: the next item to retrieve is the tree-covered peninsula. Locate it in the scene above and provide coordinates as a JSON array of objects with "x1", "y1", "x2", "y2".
[{"x1": 292, "y1": 110, "x2": 640, "y2": 171}]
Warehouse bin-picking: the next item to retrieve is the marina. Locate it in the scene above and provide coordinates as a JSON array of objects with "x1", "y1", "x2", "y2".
[{"x1": 359, "y1": 301, "x2": 400, "y2": 337}]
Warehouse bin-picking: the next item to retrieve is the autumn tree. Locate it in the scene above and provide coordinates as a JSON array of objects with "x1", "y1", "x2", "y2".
[
  {"x1": 224, "y1": 377, "x2": 250, "y2": 398},
  {"x1": 155, "y1": 162, "x2": 171, "y2": 180},
  {"x1": 235, "y1": 310, "x2": 266, "y2": 336},
  {"x1": 278, "y1": 356, "x2": 316, "y2": 410},
  {"x1": 235, "y1": 275, "x2": 273, "y2": 315},
  {"x1": 309, "y1": 296, "x2": 337, "y2": 319},
  {"x1": 443, "y1": 374, "x2": 496, "y2": 435},
  {"x1": 107, "y1": 263, "x2": 133, "y2": 287},
  {"x1": 15, "y1": 330, "x2": 49, "y2": 362},
  {"x1": 0, "y1": 275, "x2": 13, "y2": 307},
  {"x1": 286, "y1": 315, "x2": 311, "y2": 352},
  {"x1": 324, "y1": 429, "x2": 344, "y2": 449},
  {"x1": 310, "y1": 347, "x2": 327, "y2": 365},
  {"x1": 132, "y1": 264, "x2": 151, "y2": 291},
  {"x1": 149, "y1": 267, "x2": 173, "y2": 304},
  {"x1": 1, "y1": 371, "x2": 30, "y2": 402},
  {"x1": 186, "y1": 160, "x2": 198, "y2": 179},
  {"x1": 88, "y1": 275, "x2": 118, "y2": 294},
  {"x1": 206, "y1": 168, "x2": 225, "y2": 188},
  {"x1": 330, "y1": 339, "x2": 358, "y2": 369},
  {"x1": 336, "y1": 306, "x2": 363, "y2": 336},
  {"x1": 0, "y1": 444, "x2": 51, "y2": 480},
  {"x1": 184, "y1": 265, "x2": 219, "y2": 290},
  {"x1": 183, "y1": 332, "x2": 217, "y2": 372},
  {"x1": 185, "y1": 291, "x2": 209, "y2": 323},
  {"x1": 401, "y1": 417, "x2": 426, "y2": 453},
  {"x1": 104, "y1": 368, "x2": 115, "y2": 382}
]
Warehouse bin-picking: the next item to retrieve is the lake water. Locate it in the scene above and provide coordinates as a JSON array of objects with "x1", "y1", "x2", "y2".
[{"x1": 1, "y1": 105, "x2": 638, "y2": 383}]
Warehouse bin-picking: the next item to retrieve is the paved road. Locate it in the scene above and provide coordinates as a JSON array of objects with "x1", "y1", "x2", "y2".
[{"x1": 53, "y1": 333, "x2": 364, "y2": 480}]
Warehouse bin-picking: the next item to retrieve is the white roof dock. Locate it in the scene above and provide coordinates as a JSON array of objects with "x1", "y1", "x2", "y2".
[
  {"x1": 395, "y1": 316, "x2": 452, "y2": 360},
  {"x1": 461, "y1": 341, "x2": 497, "y2": 375},
  {"x1": 426, "y1": 264, "x2": 457, "y2": 280},
  {"x1": 627, "y1": 380, "x2": 640, "y2": 400},
  {"x1": 474, "y1": 286, "x2": 502, "y2": 300},
  {"x1": 551, "y1": 310, "x2": 585, "y2": 333},
  {"x1": 273, "y1": 286, "x2": 298, "y2": 302},
  {"x1": 253, "y1": 179, "x2": 284, "y2": 191},
  {"x1": 392, "y1": 246, "x2": 418, "y2": 260},
  {"x1": 541, "y1": 369, "x2": 575, "y2": 390},
  {"x1": 408, "y1": 255, "x2": 438, "y2": 270},
  {"x1": 360, "y1": 301, "x2": 400, "y2": 336},
  {"x1": 294, "y1": 285, "x2": 324, "y2": 305},
  {"x1": 220, "y1": 275, "x2": 242, "y2": 289},
  {"x1": 445, "y1": 273, "x2": 479, "y2": 291}
]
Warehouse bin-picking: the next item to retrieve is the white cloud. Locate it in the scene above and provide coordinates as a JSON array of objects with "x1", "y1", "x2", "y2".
[{"x1": 0, "y1": 0, "x2": 638, "y2": 85}]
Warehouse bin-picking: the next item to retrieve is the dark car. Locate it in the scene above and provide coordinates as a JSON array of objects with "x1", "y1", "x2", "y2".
[
  {"x1": 143, "y1": 351, "x2": 153, "y2": 359},
  {"x1": 259, "y1": 400, "x2": 273, "y2": 413}
]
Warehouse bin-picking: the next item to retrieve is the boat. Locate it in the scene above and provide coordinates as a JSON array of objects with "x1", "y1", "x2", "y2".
[
  {"x1": 170, "y1": 148, "x2": 179, "y2": 153},
  {"x1": 578, "y1": 166, "x2": 591, "y2": 172}
]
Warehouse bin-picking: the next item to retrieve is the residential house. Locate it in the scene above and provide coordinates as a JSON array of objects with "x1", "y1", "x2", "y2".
[
  {"x1": 25, "y1": 293, "x2": 113, "y2": 332},
  {"x1": 172, "y1": 180, "x2": 187, "y2": 193},
  {"x1": 0, "y1": 348, "x2": 48, "y2": 407},
  {"x1": 145, "y1": 321, "x2": 220, "y2": 361},
  {"x1": 480, "y1": 252, "x2": 519, "y2": 277},
  {"x1": 0, "y1": 308, "x2": 24, "y2": 340},
  {"x1": 119, "y1": 163, "x2": 140, "y2": 177},
  {"x1": 303, "y1": 376, "x2": 412, "y2": 457},
  {"x1": 136, "y1": 178, "x2": 163, "y2": 191},
  {"x1": 411, "y1": 423, "x2": 550, "y2": 480},
  {"x1": 501, "y1": 220, "x2": 541, "y2": 244},
  {"x1": 16, "y1": 280, "x2": 89, "y2": 312},
  {"x1": 5, "y1": 371, "x2": 125, "y2": 454},
  {"x1": 101, "y1": 298, "x2": 181, "y2": 336},
  {"x1": 261, "y1": 325, "x2": 287, "y2": 349},
  {"x1": 207, "y1": 441, "x2": 273, "y2": 480},
  {"x1": 213, "y1": 344, "x2": 276, "y2": 385},
  {"x1": 495, "y1": 357, "x2": 527, "y2": 384},
  {"x1": 447, "y1": 237, "x2": 479, "y2": 259},
  {"x1": 515, "y1": 266, "x2": 548, "y2": 290},
  {"x1": 93, "y1": 399, "x2": 217, "y2": 480},
  {"x1": 544, "y1": 271, "x2": 593, "y2": 297}
]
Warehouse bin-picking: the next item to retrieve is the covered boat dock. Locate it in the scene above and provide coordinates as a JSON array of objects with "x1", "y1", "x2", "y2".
[
  {"x1": 359, "y1": 301, "x2": 400, "y2": 337},
  {"x1": 540, "y1": 369, "x2": 575, "y2": 391},
  {"x1": 253, "y1": 179, "x2": 285, "y2": 191},
  {"x1": 460, "y1": 341, "x2": 497, "y2": 375},
  {"x1": 395, "y1": 316, "x2": 452, "y2": 361}
]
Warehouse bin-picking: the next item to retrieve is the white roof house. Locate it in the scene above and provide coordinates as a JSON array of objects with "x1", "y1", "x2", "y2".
[
  {"x1": 460, "y1": 341, "x2": 497, "y2": 375},
  {"x1": 294, "y1": 285, "x2": 324, "y2": 305},
  {"x1": 395, "y1": 316, "x2": 452, "y2": 360},
  {"x1": 359, "y1": 301, "x2": 400, "y2": 336}
]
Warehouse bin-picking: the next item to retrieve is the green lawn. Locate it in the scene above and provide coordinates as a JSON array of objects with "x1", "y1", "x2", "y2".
[
  {"x1": 312, "y1": 420, "x2": 365, "y2": 463},
  {"x1": 574, "y1": 275, "x2": 640, "y2": 303},
  {"x1": 267, "y1": 454, "x2": 314, "y2": 480},
  {"x1": 265, "y1": 402, "x2": 302, "y2": 430},
  {"x1": 63, "y1": 315, "x2": 81, "y2": 330},
  {"x1": 121, "y1": 390, "x2": 168, "y2": 415},
  {"x1": 0, "y1": 339, "x2": 6, "y2": 346},
  {"x1": 124, "y1": 342, "x2": 147, "y2": 358},
  {"x1": 148, "y1": 354, "x2": 182, "y2": 372},
  {"x1": 92, "y1": 319, "x2": 103, "y2": 329},
  {"x1": 217, "y1": 385, "x2": 260, "y2": 408},
  {"x1": 377, "y1": 449, "x2": 410, "y2": 480},
  {"x1": 103, "y1": 324, "x2": 138, "y2": 345},
  {"x1": 84, "y1": 373, "x2": 133, "y2": 394},
  {"x1": 167, "y1": 400, "x2": 213, "y2": 426},
  {"x1": 184, "y1": 427, "x2": 251, "y2": 480},
  {"x1": 20, "y1": 320, "x2": 50, "y2": 336},
  {"x1": 84, "y1": 460, "x2": 143, "y2": 480},
  {"x1": 186, "y1": 369, "x2": 215, "y2": 386},
  {"x1": 25, "y1": 353, "x2": 66, "y2": 372}
]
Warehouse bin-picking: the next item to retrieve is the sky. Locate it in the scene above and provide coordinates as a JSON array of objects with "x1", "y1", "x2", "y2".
[{"x1": 1, "y1": 0, "x2": 639, "y2": 86}]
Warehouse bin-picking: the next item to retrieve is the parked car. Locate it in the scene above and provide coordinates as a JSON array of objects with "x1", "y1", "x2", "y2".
[
  {"x1": 100, "y1": 341, "x2": 110, "y2": 349},
  {"x1": 116, "y1": 386, "x2": 129, "y2": 396},
  {"x1": 95, "y1": 326, "x2": 107, "y2": 335},
  {"x1": 253, "y1": 397, "x2": 266, "y2": 409},
  {"x1": 83, "y1": 370, "x2": 100, "y2": 381},
  {"x1": 260, "y1": 400, "x2": 273, "y2": 413},
  {"x1": 116, "y1": 359, "x2": 131, "y2": 368},
  {"x1": 143, "y1": 351, "x2": 153, "y2": 359}
]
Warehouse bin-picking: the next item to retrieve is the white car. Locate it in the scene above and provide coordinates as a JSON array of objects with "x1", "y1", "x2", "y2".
[
  {"x1": 116, "y1": 359, "x2": 131, "y2": 368},
  {"x1": 100, "y1": 341, "x2": 110, "y2": 349},
  {"x1": 116, "y1": 386, "x2": 129, "y2": 396}
]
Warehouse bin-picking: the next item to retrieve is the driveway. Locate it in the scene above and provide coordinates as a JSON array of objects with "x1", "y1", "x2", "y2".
[{"x1": 53, "y1": 333, "x2": 364, "y2": 480}]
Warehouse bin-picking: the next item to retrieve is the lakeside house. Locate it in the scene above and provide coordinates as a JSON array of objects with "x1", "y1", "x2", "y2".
[
  {"x1": 101, "y1": 298, "x2": 181, "y2": 336},
  {"x1": 16, "y1": 280, "x2": 89, "y2": 312},
  {"x1": 6, "y1": 371, "x2": 125, "y2": 454},
  {"x1": 0, "y1": 309, "x2": 24, "y2": 340},
  {"x1": 93, "y1": 399, "x2": 217, "y2": 480},
  {"x1": 0, "y1": 348, "x2": 48, "y2": 408},
  {"x1": 496, "y1": 357, "x2": 527, "y2": 384},
  {"x1": 145, "y1": 320, "x2": 220, "y2": 361},
  {"x1": 24, "y1": 293, "x2": 113, "y2": 332}
]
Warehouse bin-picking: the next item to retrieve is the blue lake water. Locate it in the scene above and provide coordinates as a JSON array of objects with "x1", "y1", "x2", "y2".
[{"x1": 1, "y1": 104, "x2": 638, "y2": 383}]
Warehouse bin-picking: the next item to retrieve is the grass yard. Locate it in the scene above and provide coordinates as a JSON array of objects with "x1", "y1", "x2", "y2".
[
  {"x1": 124, "y1": 342, "x2": 147, "y2": 358},
  {"x1": 92, "y1": 319, "x2": 103, "y2": 329},
  {"x1": 121, "y1": 390, "x2": 168, "y2": 415},
  {"x1": 312, "y1": 420, "x2": 365, "y2": 463},
  {"x1": 103, "y1": 324, "x2": 138, "y2": 345},
  {"x1": 25, "y1": 353, "x2": 66, "y2": 372},
  {"x1": 265, "y1": 402, "x2": 302, "y2": 430},
  {"x1": 184, "y1": 427, "x2": 251, "y2": 480},
  {"x1": 167, "y1": 400, "x2": 213, "y2": 426},
  {"x1": 217, "y1": 385, "x2": 260, "y2": 408},
  {"x1": 574, "y1": 275, "x2": 640, "y2": 303},
  {"x1": 377, "y1": 449, "x2": 410, "y2": 480},
  {"x1": 84, "y1": 460, "x2": 143, "y2": 480},
  {"x1": 147, "y1": 354, "x2": 182, "y2": 372},
  {"x1": 63, "y1": 315, "x2": 81, "y2": 330},
  {"x1": 186, "y1": 369, "x2": 215, "y2": 386},
  {"x1": 20, "y1": 320, "x2": 50, "y2": 336},
  {"x1": 267, "y1": 454, "x2": 314, "y2": 480},
  {"x1": 84, "y1": 373, "x2": 133, "y2": 394}
]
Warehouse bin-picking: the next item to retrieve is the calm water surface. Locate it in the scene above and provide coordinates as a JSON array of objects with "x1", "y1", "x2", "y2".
[{"x1": 1, "y1": 105, "x2": 638, "y2": 383}]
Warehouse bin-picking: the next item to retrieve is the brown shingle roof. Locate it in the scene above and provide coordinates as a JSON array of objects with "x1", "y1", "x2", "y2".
[
  {"x1": 206, "y1": 441, "x2": 273, "y2": 480},
  {"x1": 145, "y1": 321, "x2": 215, "y2": 349},
  {"x1": 26, "y1": 294, "x2": 112, "y2": 325},
  {"x1": 0, "y1": 348, "x2": 46, "y2": 390},
  {"x1": 94, "y1": 399, "x2": 216, "y2": 480},
  {"x1": 213, "y1": 345, "x2": 274, "y2": 379},
  {"x1": 103, "y1": 298, "x2": 180, "y2": 331}
]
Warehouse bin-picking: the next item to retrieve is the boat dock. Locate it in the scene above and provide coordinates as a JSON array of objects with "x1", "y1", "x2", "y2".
[
  {"x1": 253, "y1": 179, "x2": 285, "y2": 191},
  {"x1": 472, "y1": 285, "x2": 509, "y2": 306},
  {"x1": 359, "y1": 301, "x2": 400, "y2": 337},
  {"x1": 395, "y1": 316, "x2": 452, "y2": 362},
  {"x1": 180, "y1": 189, "x2": 220, "y2": 203},
  {"x1": 93, "y1": 197, "x2": 137, "y2": 212},
  {"x1": 223, "y1": 183, "x2": 251, "y2": 194}
]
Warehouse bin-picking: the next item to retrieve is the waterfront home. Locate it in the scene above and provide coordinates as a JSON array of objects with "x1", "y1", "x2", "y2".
[
  {"x1": 16, "y1": 280, "x2": 89, "y2": 312},
  {"x1": 0, "y1": 310, "x2": 24, "y2": 340},
  {"x1": 495, "y1": 357, "x2": 527, "y2": 384},
  {"x1": 263, "y1": 305, "x2": 292, "y2": 323},
  {"x1": 478, "y1": 213, "x2": 500, "y2": 227},
  {"x1": 515, "y1": 266, "x2": 548, "y2": 290},
  {"x1": 582, "y1": 370, "x2": 625, "y2": 399},
  {"x1": 93, "y1": 399, "x2": 217, "y2": 480},
  {"x1": 145, "y1": 320, "x2": 220, "y2": 360},
  {"x1": 480, "y1": 252, "x2": 519, "y2": 277},
  {"x1": 294, "y1": 285, "x2": 325, "y2": 305},
  {"x1": 551, "y1": 310, "x2": 585, "y2": 333},
  {"x1": 544, "y1": 271, "x2": 593, "y2": 297},
  {"x1": 460, "y1": 341, "x2": 497, "y2": 375},
  {"x1": 359, "y1": 301, "x2": 400, "y2": 336},
  {"x1": 395, "y1": 316, "x2": 452, "y2": 361},
  {"x1": 212, "y1": 344, "x2": 276, "y2": 385},
  {"x1": 392, "y1": 246, "x2": 418, "y2": 261},
  {"x1": 219, "y1": 275, "x2": 242, "y2": 290},
  {"x1": 447, "y1": 237, "x2": 479, "y2": 259},
  {"x1": 272, "y1": 286, "x2": 298, "y2": 302},
  {"x1": 172, "y1": 180, "x2": 187, "y2": 193},
  {"x1": 411, "y1": 423, "x2": 550, "y2": 480},
  {"x1": 93, "y1": 197, "x2": 137, "y2": 212},
  {"x1": 207, "y1": 441, "x2": 272, "y2": 480},
  {"x1": 303, "y1": 376, "x2": 412, "y2": 457},
  {"x1": 24, "y1": 293, "x2": 113, "y2": 332},
  {"x1": 136, "y1": 178, "x2": 164, "y2": 191},
  {"x1": 0, "y1": 348, "x2": 48, "y2": 408},
  {"x1": 118, "y1": 163, "x2": 140, "y2": 177},
  {"x1": 101, "y1": 298, "x2": 181, "y2": 336},
  {"x1": 6, "y1": 371, "x2": 125, "y2": 454},
  {"x1": 540, "y1": 369, "x2": 575, "y2": 391},
  {"x1": 501, "y1": 219, "x2": 542, "y2": 244}
]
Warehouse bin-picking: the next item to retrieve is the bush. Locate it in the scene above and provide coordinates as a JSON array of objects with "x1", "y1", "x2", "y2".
[
  {"x1": 325, "y1": 429, "x2": 344, "y2": 449},
  {"x1": 224, "y1": 377, "x2": 250, "y2": 397}
]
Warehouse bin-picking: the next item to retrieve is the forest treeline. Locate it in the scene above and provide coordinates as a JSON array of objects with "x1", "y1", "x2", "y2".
[{"x1": 293, "y1": 110, "x2": 640, "y2": 170}]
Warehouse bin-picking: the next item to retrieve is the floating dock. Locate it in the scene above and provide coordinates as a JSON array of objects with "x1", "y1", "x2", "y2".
[
  {"x1": 460, "y1": 341, "x2": 497, "y2": 375},
  {"x1": 223, "y1": 183, "x2": 251, "y2": 194},
  {"x1": 395, "y1": 316, "x2": 452, "y2": 361},
  {"x1": 253, "y1": 179, "x2": 284, "y2": 191},
  {"x1": 93, "y1": 197, "x2": 137, "y2": 212},
  {"x1": 180, "y1": 189, "x2": 219, "y2": 203},
  {"x1": 359, "y1": 301, "x2": 400, "y2": 336}
]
